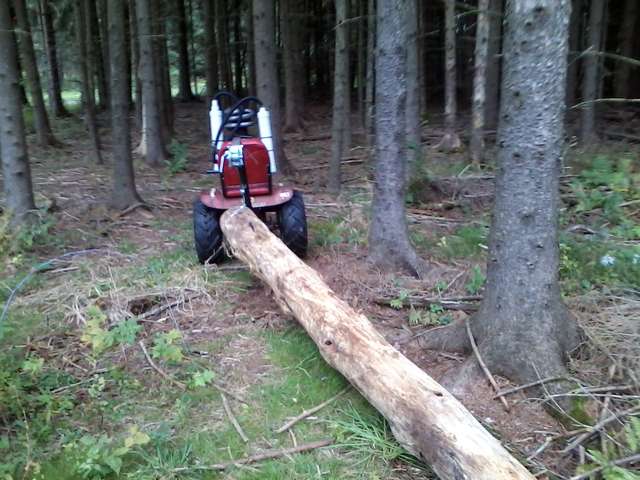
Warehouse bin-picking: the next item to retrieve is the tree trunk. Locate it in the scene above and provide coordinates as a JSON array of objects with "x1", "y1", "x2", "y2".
[
  {"x1": 252, "y1": 0, "x2": 291, "y2": 173},
  {"x1": 75, "y1": 0, "x2": 103, "y2": 163},
  {"x1": 0, "y1": 0, "x2": 35, "y2": 226},
  {"x1": 220, "y1": 206, "x2": 535, "y2": 480},
  {"x1": 405, "y1": 0, "x2": 421, "y2": 176},
  {"x1": 175, "y1": 0, "x2": 194, "y2": 100},
  {"x1": 232, "y1": 9, "x2": 243, "y2": 95},
  {"x1": 136, "y1": 0, "x2": 167, "y2": 165},
  {"x1": 86, "y1": 0, "x2": 108, "y2": 110},
  {"x1": 216, "y1": 0, "x2": 232, "y2": 90},
  {"x1": 39, "y1": 0, "x2": 69, "y2": 118},
  {"x1": 485, "y1": 0, "x2": 502, "y2": 130},
  {"x1": 329, "y1": 0, "x2": 350, "y2": 195},
  {"x1": 437, "y1": 0, "x2": 461, "y2": 151},
  {"x1": 566, "y1": 0, "x2": 583, "y2": 108},
  {"x1": 246, "y1": 0, "x2": 256, "y2": 94},
  {"x1": 129, "y1": 0, "x2": 142, "y2": 127},
  {"x1": 203, "y1": 0, "x2": 219, "y2": 97},
  {"x1": 364, "y1": 0, "x2": 375, "y2": 141},
  {"x1": 14, "y1": 0, "x2": 57, "y2": 147},
  {"x1": 98, "y1": 0, "x2": 110, "y2": 103},
  {"x1": 154, "y1": 0, "x2": 173, "y2": 137},
  {"x1": 429, "y1": 0, "x2": 580, "y2": 396},
  {"x1": 613, "y1": 0, "x2": 638, "y2": 99},
  {"x1": 368, "y1": 0, "x2": 427, "y2": 278},
  {"x1": 580, "y1": 0, "x2": 605, "y2": 144},
  {"x1": 356, "y1": 0, "x2": 365, "y2": 127},
  {"x1": 470, "y1": 0, "x2": 490, "y2": 165},
  {"x1": 282, "y1": 0, "x2": 305, "y2": 132},
  {"x1": 108, "y1": 0, "x2": 142, "y2": 210}
]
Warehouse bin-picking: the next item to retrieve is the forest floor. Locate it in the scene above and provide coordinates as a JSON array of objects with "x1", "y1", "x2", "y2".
[{"x1": 1, "y1": 102, "x2": 639, "y2": 479}]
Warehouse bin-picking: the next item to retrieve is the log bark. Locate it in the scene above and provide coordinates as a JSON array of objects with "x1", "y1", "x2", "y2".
[{"x1": 220, "y1": 206, "x2": 535, "y2": 480}]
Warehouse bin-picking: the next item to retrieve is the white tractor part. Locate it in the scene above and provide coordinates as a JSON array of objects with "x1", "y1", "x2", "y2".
[
  {"x1": 257, "y1": 107, "x2": 277, "y2": 173},
  {"x1": 209, "y1": 99, "x2": 224, "y2": 172}
]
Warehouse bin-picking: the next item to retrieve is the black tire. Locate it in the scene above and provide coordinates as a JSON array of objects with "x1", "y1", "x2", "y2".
[
  {"x1": 193, "y1": 199, "x2": 224, "y2": 264},
  {"x1": 278, "y1": 190, "x2": 308, "y2": 257}
]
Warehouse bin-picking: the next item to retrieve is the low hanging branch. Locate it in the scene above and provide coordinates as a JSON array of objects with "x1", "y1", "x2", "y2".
[{"x1": 220, "y1": 207, "x2": 535, "y2": 480}]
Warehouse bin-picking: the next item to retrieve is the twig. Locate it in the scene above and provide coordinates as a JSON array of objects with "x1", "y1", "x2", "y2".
[
  {"x1": 465, "y1": 319, "x2": 510, "y2": 411},
  {"x1": 138, "y1": 292, "x2": 202, "y2": 320},
  {"x1": 276, "y1": 387, "x2": 350, "y2": 434},
  {"x1": 138, "y1": 340, "x2": 186, "y2": 390},
  {"x1": 211, "y1": 382, "x2": 248, "y2": 405},
  {"x1": 297, "y1": 158, "x2": 366, "y2": 171},
  {"x1": 171, "y1": 439, "x2": 333, "y2": 472},
  {"x1": 493, "y1": 376, "x2": 567, "y2": 399},
  {"x1": 570, "y1": 453, "x2": 640, "y2": 480},
  {"x1": 222, "y1": 393, "x2": 249, "y2": 443},
  {"x1": 562, "y1": 404, "x2": 640, "y2": 454},
  {"x1": 117, "y1": 202, "x2": 151, "y2": 217}
]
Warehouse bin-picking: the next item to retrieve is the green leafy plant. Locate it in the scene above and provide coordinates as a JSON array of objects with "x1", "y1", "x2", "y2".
[
  {"x1": 165, "y1": 140, "x2": 189, "y2": 175},
  {"x1": 189, "y1": 369, "x2": 215, "y2": 388},
  {"x1": 465, "y1": 266, "x2": 486, "y2": 295},
  {"x1": 81, "y1": 307, "x2": 141, "y2": 353},
  {"x1": 151, "y1": 330, "x2": 183, "y2": 363},
  {"x1": 390, "y1": 289, "x2": 410, "y2": 309}
]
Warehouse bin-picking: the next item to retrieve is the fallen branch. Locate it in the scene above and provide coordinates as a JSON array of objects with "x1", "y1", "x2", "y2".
[
  {"x1": 138, "y1": 340, "x2": 186, "y2": 390},
  {"x1": 466, "y1": 319, "x2": 510, "y2": 411},
  {"x1": 493, "y1": 376, "x2": 567, "y2": 399},
  {"x1": 171, "y1": 439, "x2": 333, "y2": 472},
  {"x1": 570, "y1": 453, "x2": 640, "y2": 480},
  {"x1": 562, "y1": 404, "x2": 640, "y2": 454},
  {"x1": 375, "y1": 294, "x2": 482, "y2": 312},
  {"x1": 138, "y1": 292, "x2": 203, "y2": 321},
  {"x1": 276, "y1": 387, "x2": 350, "y2": 434},
  {"x1": 297, "y1": 158, "x2": 366, "y2": 171},
  {"x1": 222, "y1": 393, "x2": 249, "y2": 443}
]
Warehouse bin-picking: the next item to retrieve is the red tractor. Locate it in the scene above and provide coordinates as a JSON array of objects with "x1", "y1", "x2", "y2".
[{"x1": 193, "y1": 92, "x2": 308, "y2": 263}]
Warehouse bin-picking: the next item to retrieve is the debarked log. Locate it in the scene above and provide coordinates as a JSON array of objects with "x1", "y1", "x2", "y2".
[{"x1": 220, "y1": 206, "x2": 534, "y2": 480}]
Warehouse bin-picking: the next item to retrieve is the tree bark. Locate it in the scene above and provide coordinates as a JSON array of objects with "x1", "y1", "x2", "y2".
[
  {"x1": 0, "y1": 0, "x2": 35, "y2": 225},
  {"x1": 14, "y1": 0, "x2": 57, "y2": 147},
  {"x1": 485, "y1": 0, "x2": 502, "y2": 131},
  {"x1": 580, "y1": 0, "x2": 606, "y2": 144},
  {"x1": 220, "y1": 206, "x2": 535, "y2": 480},
  {"x1": 252, "y1": 0, "x2": 291, "y2": 173},
  {"x1": 203, "y1": 0, "x2": 219, "y2": 97},
  {"x1": 108, "y1": 0, "x2": 142, "y2": 210},
  {"x1": 364, "y1": 0, "x2": 375, "y2": 141},
  {"x1": 216, "y1": 0, "x2": 232, "y2": 90},
  {"x1": 153, "y1": 0, "x2": 173, "y2": 137},
  {"x1": 428, "y1": 0, "x2": 580, "y2": 396},
  {"x1": 39, "y1": 0, "x2": 69, "y2": 118},
  {"x1": 175, "y1": 0, "x2": 194, "y2": 100},
  {"x1": 329, "y1": 0, "x2": 350, "y2": 195},
  {"x1": 356, "y1": 0, "x2": 366, "y2": 127},
  {"x1": 98, "y1": 0, "x2": 110, "y2": 104},
  {"x1": 75, "y1": 0, "x2": 103, "y2": 163},
  {"x1": 282, "y1": 0, "x2": 305, "y2": 132},
  {"x1": 437, "y1": 0, "x2": 461, "y2": 152},
  {"x1": 368, "y1": 0, "x2": 427, "y2": 278},
  {"x1": 470, "y1": 0, "x2": 490, "y2": 165},
  {"x1": 613, "y1": 0, "x2": 638, "y2": 99},
  {"x1": 129, "y1": 0, "x2": 142, "y2": 127},
  {"x1": 405, "y1": 0, "x2": 421, "y2": 176},
  {"x1": 136, "y1": 0, "x2": 168, "y2": 165},
  {"x1": 246, "y1": 0, "x2": 256, "y2": 95}
]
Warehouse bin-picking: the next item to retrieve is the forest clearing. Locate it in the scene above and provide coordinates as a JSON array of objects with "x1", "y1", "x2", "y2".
[{"x1": 1, "y1": 0, "x2": 639, "y2": 479}]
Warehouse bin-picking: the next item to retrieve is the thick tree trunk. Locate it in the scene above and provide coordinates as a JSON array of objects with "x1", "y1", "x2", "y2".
[
  {"x1": 75, "y1": 0, "x2": 103, "y2": 163},
  {"x1": 405, "y1": 0, "x2": 421, "y2": 176},
  {"x1": 175, "y1": 0, "x2": 194, "y2": 100},
  {"x1": 98, "y1": 0, "x2": 110, "y2": 102},
  {"x1": 485, "y1": 0, "x2": 502, "y2": 131},
  {"x1": 356, "y1": 0, "x2": 365, "y2": 127},
  {"x1": 329, "y1": 0, "x2": 350, "y2": 195},
  {"x1": 430, "y1": 0, "x2": 580, "y2": 394},
  {"x1": 136, "y1": 0, "x2": 167, "y2": 165},
  {"x1": 282, "y1": 0, "x2": 305, "y2": 132},
  {"x1": 0, "y1": 0, "x2": 35, "y2": 225},
  {"x1": 580, "y1": 0, "x2": 605, "y2": 144},
  {"x1": 232, "y1": 10, "x2": 243, "y2": 94},
  {"x1": 203, "y1": 0, "x2": 219, "y2": 97},
  {"x1": 364, "y1": 0, "x2": 375, "y2": 141},
  {"x1": 129, "y1": 0, "x2": 142, "y2": 127},
  {"x1": 437, "y1": 0, "x2": 461, "y2": 152},
  {"x1": 614, "y1": 0, "x2": 638, "y2": 99},
  {"x1": 108, "y1": 0, "x2": 142, "y2": 210},
  {"x1": 154, "y1": 0, "x2": 174, "y2": 137},
  {"x1": 470, "y1": 0, "x2": 490, "y2": 165},
  {"x1": 252, "y1": 0, "x2": 291, "y2": 173},
  {"x1": 39, "y1": 0, "x2": 69, "y2": 118},
  {"x1": 566, "y1": 0, "x2": 583, "y2": 108},
  {"x1": 368, "y1": 0, "x2": 427, "y2": 278},
  {"x1": 220, "y1": 207, "x2": 535, "y2": 480},
  {"x1": 246, "y1": 0, "x2": 256, "y2": 95},
  {"x1": 14, "y1": 0, "x2": 57, "y2": 147},
  {"x1": 216, "y1": 0, "x2": 232, "y2": 90}
]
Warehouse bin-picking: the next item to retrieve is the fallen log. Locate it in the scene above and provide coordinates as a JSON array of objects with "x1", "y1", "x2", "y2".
[{"x1": 220, "y1": 207, "x2": 535, "y2": 480}]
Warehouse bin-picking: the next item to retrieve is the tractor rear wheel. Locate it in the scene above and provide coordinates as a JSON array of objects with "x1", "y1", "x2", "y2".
[
  {"x1": 193, "y1": 199, "x2": 224, "y2": 264},
  {"x1": 278, "y1": 191, "x2": 308, "y2": 257}
]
